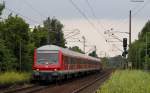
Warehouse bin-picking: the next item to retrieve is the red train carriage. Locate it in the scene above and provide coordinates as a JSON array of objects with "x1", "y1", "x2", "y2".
[{"x1": 32, "y1": 45, "x2": 102, "y2": 81}]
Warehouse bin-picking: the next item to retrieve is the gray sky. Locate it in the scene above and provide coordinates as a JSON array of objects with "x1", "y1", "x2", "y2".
[{"x1": 2, "y1": 0, "x2": 150, "y2": 57}]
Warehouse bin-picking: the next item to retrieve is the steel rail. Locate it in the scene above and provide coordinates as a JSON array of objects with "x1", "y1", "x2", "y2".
[{"x1": 71, "y1": 69, "x2": 112, "y2": 93}]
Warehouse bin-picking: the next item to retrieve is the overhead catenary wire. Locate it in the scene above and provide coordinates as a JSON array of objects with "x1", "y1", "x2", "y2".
[
  {"x1": 105, "y1": 1, "x2": 150, "y2": 53},
  {"x1": 113, "y1": 2, "x2": 144, "y2": 29},
  {"x1": 84, "y1": 0, "x2": 124, "y2": 53},
  {"x1": 68, "y1": 0, "x2": 115, "y2": 56},
  {"x1": 5, "y1": 7, "x2": 40, "y2": 24},
  {"x1": 85, "y1": 0, "x2": 119, "y2": 53},
  {"x1": 68, "y1": 0, "x2": 106, "y2": 40},
  {"x1": 132, "y1": 0, "x2": 150, "y2": 16},
  {"x1": 115, "y1": 0, "x2": 150, "y2": 29},
  {"x1": 23, "y1": 0, "x2": 47, "y2": 19},
  {"x1": 112, "y1": 44, "x2": 123, "y2": 52},
  {"x1": 85, "y1": 0, "x2": 106, "y2": 31},
  {"x1": 85, "y1": 0, "x2": 116, "y2": 54},
  {"x1": 111, "y1": 0, "x2": 150, "y2": 45}
]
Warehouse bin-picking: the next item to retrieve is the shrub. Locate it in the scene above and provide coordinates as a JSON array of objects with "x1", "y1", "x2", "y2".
[
  {"x1": 98, "y1": 70, "x2": 150, "y2": 93},
  {"x1": 0, "y1": 71, "x2": 31, "y2": 85}
]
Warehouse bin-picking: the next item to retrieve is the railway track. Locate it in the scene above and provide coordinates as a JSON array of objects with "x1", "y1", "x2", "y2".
[
  {"x1": 1, "y1": 69, "x2": 113, "y2": 93},
  {"x1": 1, "y1": 84, "x2": 49, "y2": 93},
  {"x1": 71, "y1": 69, "x2": 112, "y2": 93},
  {"x1": 34, "y1": 69, "x2": 113, "y2": 93}
]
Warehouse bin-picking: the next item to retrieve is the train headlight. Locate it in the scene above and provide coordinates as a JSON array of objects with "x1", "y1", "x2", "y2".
[
  {"x1": 36, "y1": 69, "x2": 39, "y2": 71},
  {"x1": 54, "y1": 68, "x2": 57, "y2": 71}
]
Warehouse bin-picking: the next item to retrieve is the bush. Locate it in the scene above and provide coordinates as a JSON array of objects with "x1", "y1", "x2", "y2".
[
  {"x1": 98, "y1": 70, "x2": 150, "y2": 93},
  {"x1": 0, "y1": 72, "x2": 31, "y2": 85}
]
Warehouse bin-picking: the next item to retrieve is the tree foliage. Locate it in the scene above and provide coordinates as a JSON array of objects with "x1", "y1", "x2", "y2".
[
  {"x1": 128, "y1": 21, "x2": 150, "y2": 69},
  {"x1": 30, "y1": 26, "x2": 47, "y2": 47},
  {"x1": 0, "y1": 10, "x2": 67, "y2": 72},
  {"x1": 44, "y1": 17, "x2": 66, "y2": 47},
  {"x1": 31, "y1": 17, "x2": 66, "y2": 48},
  {"x1": 0, "y1": 2, "x2": 66, "y2": 72},
  {"x1": 88, "y1": 50, "x2": 98, "y2": 58},
  {"x1": 0, "y1": 2, "x2": 4, "y2": 16},
  {"x1": 69, "y1": 46, "x2": 84, "y2": 54},
  {"x1": 101, "y1": 57, "x2": 108, "y2": 68},
  {"x1": 0, "y1": 15, "x2": 31, "y2": 71},
  {"x1": 0, "y1": 39, "x2": 16, "y2": 71},
  {"x1": 0, "y1": 3, "x2": 18, "y2": 71}
]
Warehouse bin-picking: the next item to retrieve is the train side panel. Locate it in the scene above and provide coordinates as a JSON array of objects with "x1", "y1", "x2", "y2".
[{"x1": 32, "y1": 45, "x2": 102, "y2": 81}]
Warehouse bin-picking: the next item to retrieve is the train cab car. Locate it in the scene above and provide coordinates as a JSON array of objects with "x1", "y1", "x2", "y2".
[
  {"x1": 32, "y1": 45, "x2": 62, "y2": 81},
  {"x1": 32, "y1": 45, "x2": 102, "y2": 81}
]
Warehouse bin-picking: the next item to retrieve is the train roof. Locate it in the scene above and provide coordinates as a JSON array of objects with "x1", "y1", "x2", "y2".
[{"x1": 37, "y1": 45, "x2": 100, "y2": 62}]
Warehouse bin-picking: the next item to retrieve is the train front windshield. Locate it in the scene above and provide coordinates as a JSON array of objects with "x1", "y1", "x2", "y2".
[{"x1": 37, "y1": 52, "x2": 58, "y2": 65}]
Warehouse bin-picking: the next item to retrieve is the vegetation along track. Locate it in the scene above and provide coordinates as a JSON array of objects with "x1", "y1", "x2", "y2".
[
  {"x1": 34, "y1": 69, "x2": 113, "y2": 93},
  {"x1": 1, "y1": 69, "x2": 113, "y2": 93},
  {"x1": 1, "y1": 84, "x2": 49, "y2": 93}
]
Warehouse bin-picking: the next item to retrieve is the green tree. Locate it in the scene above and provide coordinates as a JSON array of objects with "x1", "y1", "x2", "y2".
[
  {"x1": 31, "y1": 17, "x2": 66, "y2": 48},
  {"x1": 0, "y1": 3, "x2": 5, "y2": 39},
  {"x1": 0, "y1": 2, "x2": 4, "y2": 16},
  {"x1": 30, "y1": 26, "x2": 47, "y2": 47},
  {"x1": 69, "y1": 46, "x2": 84, "y2": 54},
  {"x1": 128, "y1": 21, "x2": 150, "y2": 69},
  {"x1": 43, "y1": 17, "x2": 66, "y2": 47},
  {"x1": 0, "y1": 3, "x2": 17, "y2": 71},
  {"x1": 88, "y1": 50, "x2": 98, "y2": 58},
  {"x1": 2, "y1": 15, "x2": 31, "y2": 71},
  {"x1": 101, "y1": 57, "x2": 108, "y2": 68},
  {"x1": 0, "y1": 39, "x2": 16, "y2": 71}
]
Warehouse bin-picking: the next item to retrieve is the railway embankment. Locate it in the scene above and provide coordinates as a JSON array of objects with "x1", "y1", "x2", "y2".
[
  {"x1": 0, "y1": 69, "x2": 112, "y2": 93},
  {"x1": 0, "y1": 72, "x2": 31, "y2": 89},
  {"x1": 97, "y1": 70, "x2": 150, "y2": 93}
]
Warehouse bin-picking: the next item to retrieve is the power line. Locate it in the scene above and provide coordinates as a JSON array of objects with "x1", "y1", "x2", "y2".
[
  {"x1": 85, "y1": 0, "x2": 95, "y2": 19},
  {"x1": 85, "y1": 0, "x2": 116, "y2": 53},
  {"x1": 5, "y1": 7, "x2": 40, "y2": 24},
  {"x1": 69, "y1": 0, "x2": 114, "y2": 56},
  {"x1": 85, "y1": 0, "x2": 106, "y2": 31},
  {"x1": 112, "y1": 44, "x2": 123, "y2": 52},
  {"x1": 104, "y1": 1, "x2": 148, "y2": 54},
  {"x1": 85, "y1": 0, "x2": 129, "y2": 55},
  {"x1": 86, "y1": 1, "x2": 117, "y2": 53},
  {"x1": 68, "y1": 0, "x2": 106, "y2": 40},
  {"x1": 23, "y1": 0, "x2": 47, "y2": 19},
  {"x1": 132, "y1": 0, "x2": 150, "y2": 16},
  {"x1": 69, "y1": 0, "x2": 96, "y2": 29},
  {"x1": 85, "y1": 0, "x2": 125, "y2": 53},
  {"x1": 114, "y1": 0, "x2": 150, "y2": 34},
  {"x1": 109, "y1": 0, "x2": 146, "y2": 31},
  {"x1": 113, "y1": 2, "x2": 144, "y2": 29},
  {"x1": 108, "y1": 0, "x2": 150, "y2": 55}
]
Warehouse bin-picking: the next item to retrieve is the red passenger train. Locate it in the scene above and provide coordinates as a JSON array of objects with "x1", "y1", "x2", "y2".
[{"x1": 32, "y1": 45, "x2": 102, "y2": 81}]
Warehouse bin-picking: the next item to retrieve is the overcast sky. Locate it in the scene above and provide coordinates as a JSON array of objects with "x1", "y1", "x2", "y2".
[{"x1": 2, "y1": 0, "x2": 150, "y2": 57}]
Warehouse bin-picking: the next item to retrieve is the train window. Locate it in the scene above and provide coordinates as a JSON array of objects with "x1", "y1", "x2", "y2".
[
  {"x1": 79, "y1": 59, "x2": 82, "y2": 64},
  {"x1": 73, "y1": 58, "x2": 76, "y2": 64},
  {"x1": 70, "y1": 58, "x2": 74, "y2": 64},
  {"x1": 64, "y1": 56, "x2": 68, "y2": 64},
  {"x1": 80, "y1": 60, "x2": 82, "y2": 64},
  {"x1": 67, "y1": 57, "x2": 71, "y2": 64},
  {"x1": 37, "y1": 53, "x2": 58, "y2": 64}
]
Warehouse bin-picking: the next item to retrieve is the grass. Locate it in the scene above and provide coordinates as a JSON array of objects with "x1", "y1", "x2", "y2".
[
  {"x1": 97, "y1": 70, "x2": 150, "y2": 93},
  {"x1": 0, "y1": 71, "x2": 31, "y2": 85}
]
